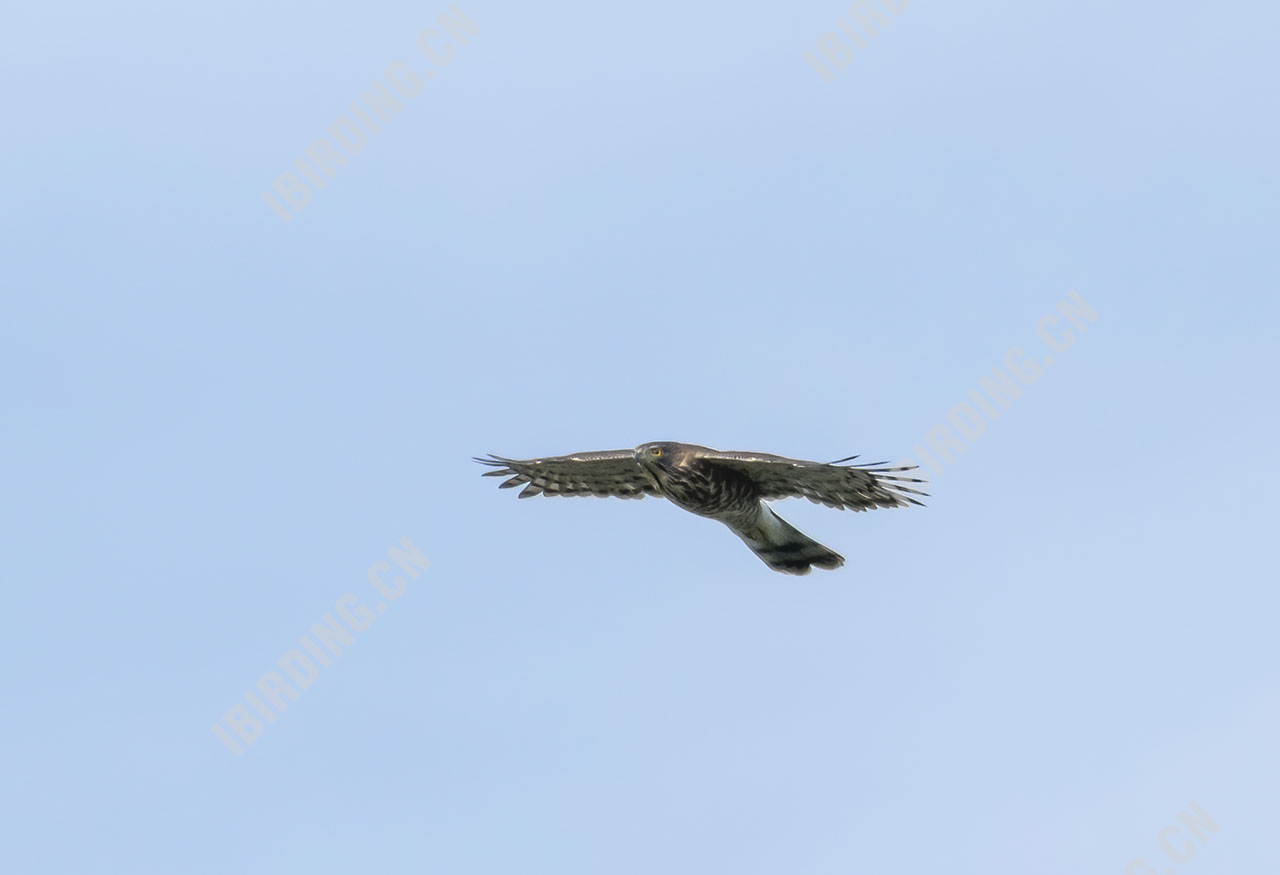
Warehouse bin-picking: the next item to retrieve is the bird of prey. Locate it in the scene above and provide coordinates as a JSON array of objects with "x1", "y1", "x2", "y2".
[{"x1": 475, "y1": 442, "x2": 926, "y2": 574}]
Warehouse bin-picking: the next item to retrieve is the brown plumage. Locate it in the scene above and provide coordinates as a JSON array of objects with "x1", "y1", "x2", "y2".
[{"x1": 475, "y1": 442, "x2": 926, "y2": 575}]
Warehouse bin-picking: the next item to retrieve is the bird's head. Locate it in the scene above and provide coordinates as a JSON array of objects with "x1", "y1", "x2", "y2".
[{"x1": 635, "y1": 441, "x2": 679, "y2": 470}]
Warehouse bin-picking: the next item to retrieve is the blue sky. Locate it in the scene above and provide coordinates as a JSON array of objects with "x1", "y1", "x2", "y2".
[{"x1": 3, "y1": 1, "x2": 1278, "y2": 872}]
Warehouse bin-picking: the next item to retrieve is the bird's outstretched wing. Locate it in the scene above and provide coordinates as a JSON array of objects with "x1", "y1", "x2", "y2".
[
  {"x1": 474, "y1": 450, "x2": 659, "y2": 499},
  {"x1": 698, "y1": 450, "x2": 927, "y2": 511}
]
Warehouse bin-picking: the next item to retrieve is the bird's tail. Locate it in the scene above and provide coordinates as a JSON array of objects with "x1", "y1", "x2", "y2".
[{"x1": 738, "y1": 507, "x2": 845, "y2": 575}]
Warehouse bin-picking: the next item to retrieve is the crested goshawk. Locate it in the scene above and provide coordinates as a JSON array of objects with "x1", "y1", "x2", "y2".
[{"x1": 475, "y1": 442, "x2": 925, "y2": 574}]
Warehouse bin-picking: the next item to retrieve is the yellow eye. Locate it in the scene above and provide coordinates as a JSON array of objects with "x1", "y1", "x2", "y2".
[{"x1": 651, "y1": 447, "x2": 662, "y2": 457}]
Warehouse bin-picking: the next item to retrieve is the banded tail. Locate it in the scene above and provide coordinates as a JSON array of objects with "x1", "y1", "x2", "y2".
[{"x1": 738, "y1": 506, "x2": 845, "y2": 575}]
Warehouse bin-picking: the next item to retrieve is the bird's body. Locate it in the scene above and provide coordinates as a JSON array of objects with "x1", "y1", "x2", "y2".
[
  {"x1": 476, "y1": 441, "x2": 925, "y2": 574},
  {"x1": 641, "y1": 447, "x2": 757, "y2": 519}
]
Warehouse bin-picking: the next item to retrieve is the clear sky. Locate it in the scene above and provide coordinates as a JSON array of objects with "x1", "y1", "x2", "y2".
[{"x1": 3, "y1": 1, "x2": 1278, "y2": 872}]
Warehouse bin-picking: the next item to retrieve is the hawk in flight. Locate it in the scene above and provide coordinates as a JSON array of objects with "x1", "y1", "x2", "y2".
[{"x1": 475, "y1": 442, "x2": 925, "y2": 574}]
